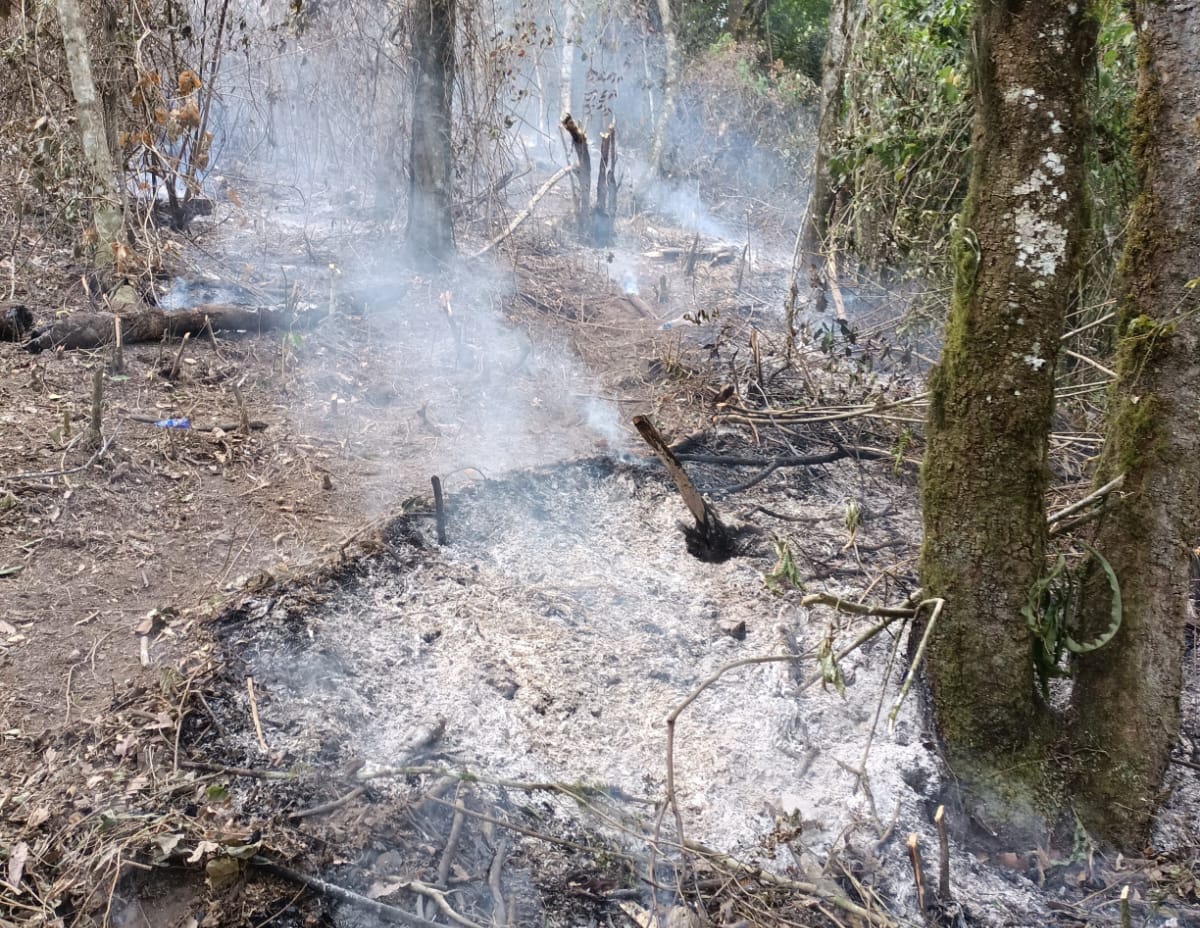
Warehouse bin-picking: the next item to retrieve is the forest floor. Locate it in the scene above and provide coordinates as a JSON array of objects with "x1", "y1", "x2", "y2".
[{"x1": 1, "y1": 178, "x2": 1198, "y2": 928}]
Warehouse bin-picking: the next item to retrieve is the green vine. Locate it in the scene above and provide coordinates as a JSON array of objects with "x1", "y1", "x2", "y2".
[{"x1": 1021, "y1": 542, "x2": 1123, "y2": 699}]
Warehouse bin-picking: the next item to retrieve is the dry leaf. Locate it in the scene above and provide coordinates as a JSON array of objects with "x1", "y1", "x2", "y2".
[
  {"x1": 0, "y1": 620, "x2": 16, "y2": 636},
  {"x1": 25, "y1": 807, "x2": 49, "y2": 828},
  {"x1": 367, "y1": 879, "x2": 404, "y2": 900},
  {"x1": 7, "y1": 840, "x2": 28, "y2": 888},
  {"x1": 205, "y1": 856, "x2": 240, "y2": 891},
  {"x1": 187, "y1": 840, "x2": 221, "y2": 864}
]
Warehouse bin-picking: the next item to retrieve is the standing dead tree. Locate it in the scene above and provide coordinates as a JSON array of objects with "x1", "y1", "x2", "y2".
[{"x1": 561, "y1": 115, "x2": 618, "y2": 246}]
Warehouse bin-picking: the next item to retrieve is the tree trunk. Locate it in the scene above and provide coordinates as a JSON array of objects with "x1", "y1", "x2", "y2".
[
  {"x1": 919, "y1": 2, "x2": 1092, "y2": 782},
  {"x1": 56, "y1": 0, "x2": 123, "y2": 268},
  {"x1": 727, "y1": 0, "x2": 770, "y2": 43},
  {"x1": 407, "y1": 0, "x2": 456, "y2": 266},
  {"x1": 1070, "y1": 0, "x2": 1200, "y2": 850},
  {"x1": 797, "y1": 0, "x2": 860, "y2": 270},
  {"x1": 648, "y1": 0, "x2": 679, "y2": 176}
]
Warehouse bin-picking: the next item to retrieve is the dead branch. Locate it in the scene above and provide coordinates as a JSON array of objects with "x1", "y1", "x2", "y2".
[
  {"x1": 469, "y1": 164, "x2": 573, "y2": 259},
  {"x1": 290, "y1": 785, "x2": 368, "y2": 820}
]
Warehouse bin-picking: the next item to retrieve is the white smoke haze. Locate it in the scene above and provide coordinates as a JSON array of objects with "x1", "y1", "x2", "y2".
[{"x1": 174, "y1": 0, "x2": 984, "y2": 918}]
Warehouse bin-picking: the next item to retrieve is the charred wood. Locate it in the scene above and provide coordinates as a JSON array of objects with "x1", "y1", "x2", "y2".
[
  {"x1": 22, "y1": 304, "x2": 321, "y2": 353},
  {"x1": 633, "y1": 415, "x2": 733, "y2": 562},
  {"x1": 0, "y1": 303, "x2": 33, "y2": 342}
]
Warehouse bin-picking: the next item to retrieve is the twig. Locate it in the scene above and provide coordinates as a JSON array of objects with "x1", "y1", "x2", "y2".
[
  {"x1": 252, "y1": 857, "x2": 444, "y2": 928},
  {"x1": 408, "y1": 881, "x2": 484, "y2": 928},
  {"x1": 487, "y1": 839, "x2": 508, "y2": 928},
  {"x1": 246, "y1": 675, "x2": 268, "y2": 752},
  {"x1": 437, "y1": 799, "x2": 466, "y2": 887},
  {"x1": 88, "y1": 366, "x2": 104, "y2": 448},
  {"x1": 887, "y1": 598, "x2": 944, "y2": 732},
  {"x1": 0, "y1": 430, "x2": 116, "y2": 483},
  {"x1": 906, "y1": 833, "x2": 926, "y2": 911},
  {"x1": 678, "y1": 447, "x2": 890, "y2": 468},
  {"x1": 179, "y1": 760, "x2": 298, "y2": 780},
  {"x1": 432, "y1": 475, "x2": 447, "y2": 545},
  {"x1": 935, "y1": 805, "x2": 951, "y2": 902},
  {"x1": 290, "y1": 785, "x2": 367, "y2": 820},
  {"x1": 680, "y1": 839, "x2": 900, "y2": 927},
  {"x1": 168, "y1": 331, "x2": 191, "y2": 379},
  {"x1": 1047, "y1": 473, "x2": 1125, "y2": 527},
  {"x1": 800, "y1": 591, "x2": 917, "y2": 619}
]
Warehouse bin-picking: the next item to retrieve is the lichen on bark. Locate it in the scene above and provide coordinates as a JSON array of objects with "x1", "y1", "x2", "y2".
[{"x1": 919, "y1": 0, "x2": 1093, "y2": 808}]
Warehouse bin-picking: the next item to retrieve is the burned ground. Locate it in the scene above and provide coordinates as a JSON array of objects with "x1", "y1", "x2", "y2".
[{"x1": 1, "y1": 173, "x2": 1198, "y2": 928}]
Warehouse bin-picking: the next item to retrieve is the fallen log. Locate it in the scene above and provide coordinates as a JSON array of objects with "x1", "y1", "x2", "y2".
[
  {"x1": 633, "y1": 415, "x2": 734, "y2": 562},
  {"x1": 22, "y1": 303, "x2": 321, "y2": 353}
]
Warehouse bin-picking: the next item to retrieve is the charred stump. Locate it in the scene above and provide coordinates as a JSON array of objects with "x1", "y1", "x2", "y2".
[
  {"x1": 593, "y1": 125, "x2": 617, "y2": 246},
  {"x1": 561, "y1": 114, "x2": 592, "y2": 238},
  {"x1": 633, "y1": 415, "x2": 734, "y2": 562}
]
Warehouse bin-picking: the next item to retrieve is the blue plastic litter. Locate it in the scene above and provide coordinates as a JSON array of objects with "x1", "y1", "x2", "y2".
[{"x1": 153, "y1": 418, "x2": 190, "y2": 429}]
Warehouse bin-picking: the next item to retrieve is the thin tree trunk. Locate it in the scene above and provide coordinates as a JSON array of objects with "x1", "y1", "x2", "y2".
[
  {"x1": 797, "y1": 0, "x2": 860, "y2": 270},
  {"x1": 407, "y1": 0, "x2": 456, "y2": 266},
  {"x1": 919, "y1": 1, "x2": 1092, "y2": 789},
  {"x1": 1071, "y1": 0, "x2": 1200, "y2": 849},
  {"x1": 648, "y1": 0, "x2": 679, "y2": 176},
  {"x1": 56, "y1": 0, "x2": 123, "y2": 268},
  {"x1": 559, "y1": 0, "x2": 578, "y2": 122}
]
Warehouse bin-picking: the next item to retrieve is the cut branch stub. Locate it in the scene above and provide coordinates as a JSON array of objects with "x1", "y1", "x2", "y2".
[{"x1": 633, "y1": 416, "x2": 733, "y2": 562}]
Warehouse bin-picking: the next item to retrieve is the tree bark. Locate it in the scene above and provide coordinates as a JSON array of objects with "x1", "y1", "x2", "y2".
[
  {"x1": 648, "y1": 0, "x2": 679, "y2": 176},
  {"x1": 1070, "y1": 0, "x2": 1200, "y2": 849},
  {"x1": 407, "y1": 0, "x2": 456, "y2": 266},
  {"x1": 56, "y1": 0, "x2": 123, "y2": 268},
  {"x1": 919, "y1": 2, "x2": 1092, "y2": 775},
  {"x1": 18, "y1": 305, "x2": 321, "y2": 353},
  {"x1": 797, "y1": 0, "x2": 860, "y2": 270}
]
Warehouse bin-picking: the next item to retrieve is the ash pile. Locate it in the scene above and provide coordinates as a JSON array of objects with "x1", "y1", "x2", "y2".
[{"x1": 195, "y1": 453, "x2": 1064, "y2": 926}]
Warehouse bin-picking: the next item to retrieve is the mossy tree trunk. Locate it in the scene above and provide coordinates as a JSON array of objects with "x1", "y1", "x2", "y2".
[
  {"x1": 1070, "y1": 0, "x2": 1200, "y2": 850},
  {"x1": 920, "y1": 2, "x2": 1091, "y2": 769},
  {"x1": 56, "y1": 0, "x2": 123, "y2": 269},
  {"x1": 407, "y1": 0, "x2": 456, "y2": 266}
]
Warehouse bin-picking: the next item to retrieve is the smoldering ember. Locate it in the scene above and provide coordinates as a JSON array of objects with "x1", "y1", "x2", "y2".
[{"x1": 1, "y1": 1, "x2": 1199, "y2": 927}]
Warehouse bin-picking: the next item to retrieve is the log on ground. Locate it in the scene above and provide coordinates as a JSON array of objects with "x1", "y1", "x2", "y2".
[{"x1": 21, "y1": 304, "x2": 321, "y2": 353}]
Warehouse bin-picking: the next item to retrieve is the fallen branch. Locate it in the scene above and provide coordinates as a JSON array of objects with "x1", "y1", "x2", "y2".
[
  {"x1": 469, "y1": 165, "x2": 573, "y2": 259},
  {"x1": 1047, "y1": 473, "x2": 1125, "y2": 533}
]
